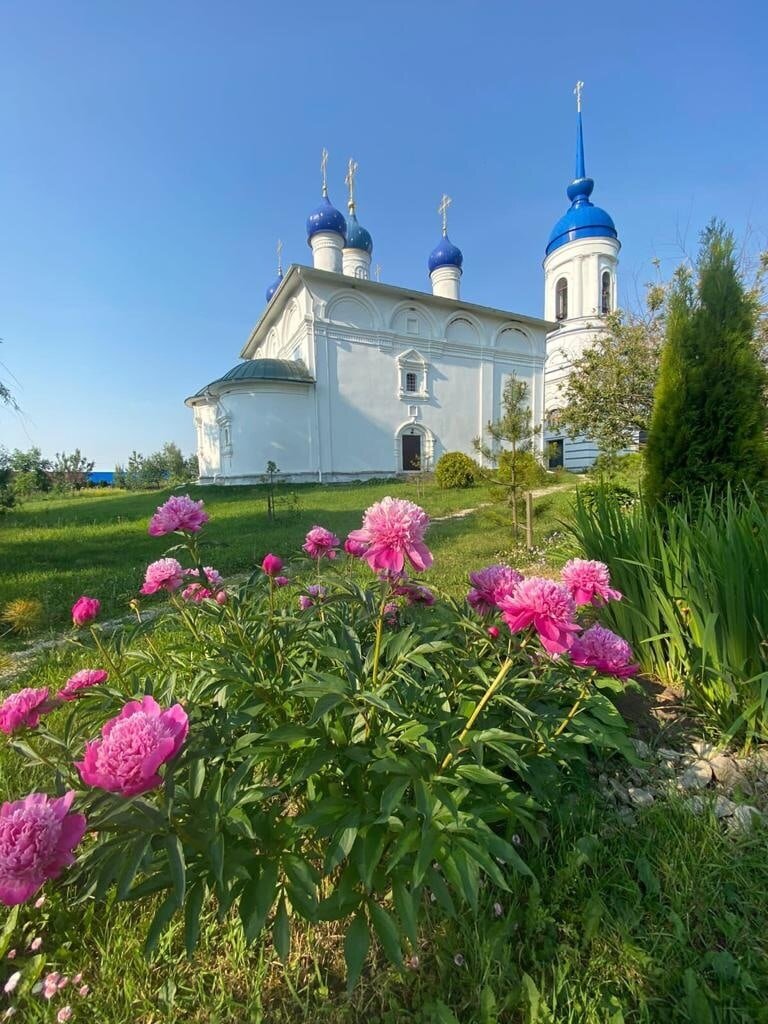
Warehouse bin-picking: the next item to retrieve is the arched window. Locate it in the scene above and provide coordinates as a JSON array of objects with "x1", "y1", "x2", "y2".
[
  {"x1": 601, "y1": 271, "x2": 612, "y2": 314},
  {"x1": 555, "y1": 278, "x2": 568, "y2": 321}
]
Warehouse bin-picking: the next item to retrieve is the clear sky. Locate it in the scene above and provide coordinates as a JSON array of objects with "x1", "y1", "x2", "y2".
[{"x1": 1, "y1": 0, "x2": 766, "y2": 468}]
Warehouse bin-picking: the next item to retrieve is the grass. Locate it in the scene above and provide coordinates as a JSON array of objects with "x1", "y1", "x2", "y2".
[
  {"x1": 3, "y1": 745, "x2": 767, "y2": 1023},
  {"x1": 0, "y1": 479, "x2": 575, "y2": 642}
]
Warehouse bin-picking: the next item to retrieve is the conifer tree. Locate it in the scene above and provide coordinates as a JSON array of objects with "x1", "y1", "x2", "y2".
[
  {"x1": 644, "y1": 222, "x2": 768, "y2": 503},
  {"x1": 474, "y1": 373, "x2": 541, "y2": 536}
]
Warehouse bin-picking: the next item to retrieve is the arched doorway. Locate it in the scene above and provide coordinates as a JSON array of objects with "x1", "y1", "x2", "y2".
[
  {"x1": 401, "y1": 431, "x2": 422, "y2": 471},
  {"x1": 395, "y1": 423, "x2": 433, "y2": 473}
]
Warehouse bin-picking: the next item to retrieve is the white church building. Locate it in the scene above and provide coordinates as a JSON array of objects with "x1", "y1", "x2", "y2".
[{"x1": 186, "y1": 88, "x2": 619, "y2": 482}]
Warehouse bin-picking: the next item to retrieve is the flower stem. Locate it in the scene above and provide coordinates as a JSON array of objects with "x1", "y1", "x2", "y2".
[
  {"x1": 89, "y1": 625, "x2": 121, "y2": 678},
  {"x1": 371, "y1": 588, "x2": 389, "y2": 690},
  {"x1": 551, "y1": 674, "x2": 594, "y2": 741},
  {"x1": 440, "y1": 657, "x2": 514, "y2": 771}
]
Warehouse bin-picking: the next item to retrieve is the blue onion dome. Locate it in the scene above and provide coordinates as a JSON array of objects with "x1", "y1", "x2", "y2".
[
  {"x1": 546, "y1": 201, "x2": 617, "y2": 256},
  {"x1": 546, "y1": 108, "x2": 618, "y2": 256},
  {"x1": 265, "y1": 269, "x2": 283, "y2": 303},
  {"x1": 428, "y1": 234, "x2": 463, "y2": 274},
  {"x1": 306, "y1": 195, "x2": 347, "y2": 244},
  {"x1": 345, "y1": 210, "x2": 373, "y2": 254}
]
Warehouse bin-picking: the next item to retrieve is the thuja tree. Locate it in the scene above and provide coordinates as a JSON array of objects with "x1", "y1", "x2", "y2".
[
  {"x1": 474, "y1": 373, "x2": 542, "y2": 536},
  {"x1": 645, "y1": 222, "x2": 768, "y2": 504}
]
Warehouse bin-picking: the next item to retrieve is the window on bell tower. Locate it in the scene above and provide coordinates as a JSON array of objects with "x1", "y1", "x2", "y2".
[
  {"x1": 601, "y1": 270, "x2": 612, "y2": 314},
  {"x1": 555, "y1": 277, "x2": 568, "y2": 321}
]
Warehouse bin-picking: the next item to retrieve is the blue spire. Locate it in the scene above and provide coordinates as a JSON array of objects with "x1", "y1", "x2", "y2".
[
  {"x1": 575, "y1": 110, "x2": 586, "y2": 180},
  {"x1": 545, "y1": 88, "x2": 617, "y2": 256},
  {"x1": 565, "y1": 109, "x2": 595, "y2": 206}
]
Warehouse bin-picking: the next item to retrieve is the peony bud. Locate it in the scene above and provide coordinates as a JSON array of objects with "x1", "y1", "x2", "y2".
[
  {"x1": 72, "y1": 596, "x2": 100, "y2": 627},
  {"x1": 261, "y1": 553, "x2": 283, "y2": 577}
]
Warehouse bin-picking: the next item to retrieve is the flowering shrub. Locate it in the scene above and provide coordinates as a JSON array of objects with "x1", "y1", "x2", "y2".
[{"x1": 0, "y1": 494, "x2": 638, "y2": 987}]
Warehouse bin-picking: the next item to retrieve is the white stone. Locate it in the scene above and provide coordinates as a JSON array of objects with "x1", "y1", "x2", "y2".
[
  {"x1": 627, "y1": 786, "x2": 655, "y2": 808},
  {"x1": 709, "y1": 754, "x2": 745, "y2": 790},
  {"x1": 729, "y1": 805, "x2": 763, "y2": 832},
  {"x1": 713, "y1": 795, "x2": 738, "y2": 819},
  {"x1": 679, "y1": 760, "x2": 713, "y2": 790}
]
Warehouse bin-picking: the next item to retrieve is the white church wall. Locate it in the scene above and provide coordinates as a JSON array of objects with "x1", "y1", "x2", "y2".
[
  {"x1": 201, "y1": 270, "x2": 550, "y2": 485},
  {"x1": 193, "y1": 403, "x2": 222, "y2": 479},
  {"x1": 194, "y1": 385, "x2": 316, "y2": 484}
]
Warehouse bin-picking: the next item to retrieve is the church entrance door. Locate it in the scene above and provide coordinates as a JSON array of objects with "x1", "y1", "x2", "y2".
[{"x1": 401, "y1": 432, "x2": 422, "y2": 471}]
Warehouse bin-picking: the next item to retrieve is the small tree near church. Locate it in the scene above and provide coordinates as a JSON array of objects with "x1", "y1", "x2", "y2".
[
  {"x1": 474, "y1": 373, "x2": 542, "y2": 537},
  {"x1": 644, "y1": 221, "x2": 768, "y2": 504},
  {"x1": 559, "y1": 287, "x2": 665, "y2": 472}
]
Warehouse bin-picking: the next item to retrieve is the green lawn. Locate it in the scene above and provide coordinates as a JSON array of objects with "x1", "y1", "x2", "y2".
[{"x1": 0, "y1": 480, "x2": 575, "y2": 640}]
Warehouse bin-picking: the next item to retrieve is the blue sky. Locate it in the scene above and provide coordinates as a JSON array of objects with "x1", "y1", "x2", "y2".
[{"x1": 1, "y1": 0, "x2": 766, "y2": 468}]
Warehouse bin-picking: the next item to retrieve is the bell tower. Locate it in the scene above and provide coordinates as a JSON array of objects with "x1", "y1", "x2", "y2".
[{"x1": 543, "y1": 82, "x2": 620, "y2": 471}]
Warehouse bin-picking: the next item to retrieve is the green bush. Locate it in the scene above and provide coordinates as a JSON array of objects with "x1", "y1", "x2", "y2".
[
  {"x1": 570, "y1": 486, "x2": 768, "y2": 742},
  {"x1": 3, "y1": 498, "x2": 633, "y2": 995},
  {"x1": 435, "y1": 451, "x2": 477, "y2": 489}
]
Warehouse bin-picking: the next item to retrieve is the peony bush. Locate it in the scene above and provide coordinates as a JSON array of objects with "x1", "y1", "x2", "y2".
[{"x1": 0, "y1": 494, "x2": 639, "y2": 987}]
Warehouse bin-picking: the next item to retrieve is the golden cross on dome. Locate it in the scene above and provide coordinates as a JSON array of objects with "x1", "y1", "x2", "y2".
[
  {"x1": 574, "y1": 80, "x2": 584, "y2": 112},
  {"x1": 438, "y1": 193, "x2": 452, "y2": 236},
  {"x1": 320, "y1": 148, "x2": 329, "y2": 197},
  {"x1": 345, "y1": 158, "x2": 358, "y2": 213},
  {"x1": 276, "y1": 238, "x2": 283, "y2": 275}
]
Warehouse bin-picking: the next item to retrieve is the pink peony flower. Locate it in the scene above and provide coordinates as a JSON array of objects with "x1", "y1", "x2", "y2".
[
  {"x1": 467, "y1": 565, "x2": 524, "y2": 616},
  {"x1": 498, "y1": 577, "x2": 581, "y2": 655},
  {"x1": 147, "y1": 494, "x2": 208, "y2": 537},
  {"x1": 344, "y1": 535, "x2": 369, "y2": 558},
  {"x1": 487, "y1": 626, "x2": 500, "y2": 639},
  {"x1": 214, "y1": 589, "x2": 228, "y2": 606},
  {"x1": 261, "y1": 553, "x2": 283, "y2": 577},
  {"x1": 0, "y1": 688, "x2": 51, "y2": 735},
  {"x1": 58, "y1": 670, "x2": 108, "y2": 702},
  {"x1": 57, "y1": 1008, "x2": 72, "y2": 1023},
  {"x1": 29, "y1": 937, "x2": 42, "y2": 951},
  {"x1": 78, "y1": 985, "x2": 89, "y2": 997},
  {"x1": 561, "y1": 559, "x2": 622, "y2": 607},
  {"x1": 569, "y1": 624, "x2": 639, "y2": 678},
  {"x1": 0, "y1": 792, "x2": 87, "y2": 907},
  {"x1": 347, "y1": 497, "x2": 432, "y2": 574},
  {"x1": 76, "y1": 696, "x2": 189, "y2": 798},
  {"x1": 71, "y1": 596, "x2": 100, "y2": 627},
  {"x1": 274, "y1": 576, "x2": 290, "y2": 588},
  {"x1": 302, "y1": 526, "x2": 340, "y2": 560},
  {"x1": 298, "y1": 585, "x2": 327, "y2": 611},
  {"x1": 140, "y1": 558, "x2": 185, "y2": 596},
  {"x1": 181, "y1": 567, "x2": 223, "y2": 603}
]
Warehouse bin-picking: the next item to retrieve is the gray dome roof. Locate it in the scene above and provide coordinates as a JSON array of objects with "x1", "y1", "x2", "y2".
[{"x1": 189, "y1": 358, "x2": 314, "y2": 400}]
